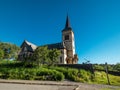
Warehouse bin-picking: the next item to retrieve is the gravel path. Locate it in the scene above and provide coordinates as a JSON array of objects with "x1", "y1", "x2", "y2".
[{"x1": 0, "y1": 83, "x2": 76, "y2": 90}]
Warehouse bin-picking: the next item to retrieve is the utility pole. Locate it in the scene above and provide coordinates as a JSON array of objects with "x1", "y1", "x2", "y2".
[{"x1": 105, "y1": 62, "x2": 110, "y2": 85}]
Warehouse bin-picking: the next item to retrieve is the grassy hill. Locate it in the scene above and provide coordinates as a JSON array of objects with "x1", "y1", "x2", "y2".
[
  {"x1": 0, "y1": 60, "x2": 120, "y2": 86},
  {"x1": 93, "y1": 71, "x2": 120, "y2": 86}
]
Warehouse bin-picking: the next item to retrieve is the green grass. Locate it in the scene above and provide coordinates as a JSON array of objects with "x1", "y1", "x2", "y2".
[
  {"x1": 101, "y1": 88, "x2": 120, "y2": 90},
  {"x1": 93, "y1": 71, "x2": 120, "y2": 86},
  {"x1": 109, "y1": 74, "x2": 120, "y2": 86},
  {"x1": 0, "y1": 60, "x2": 120, "y2": 86}
]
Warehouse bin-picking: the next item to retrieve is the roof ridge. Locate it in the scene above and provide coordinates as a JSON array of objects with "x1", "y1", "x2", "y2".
[
  {"x1": 24, "y1": 40, "x2": 37, "y2": 50},
  {"x1": 25, "y1": 40, "x2": 37, "y2": 47}
]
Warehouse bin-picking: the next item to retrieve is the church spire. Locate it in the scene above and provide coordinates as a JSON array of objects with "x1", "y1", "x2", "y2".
[
  {"x1": 65, "y1": 15, "x2": 71, "y2": 28},
  {"x1": 62, "y1": 14, "x2": 72, "y2": 32}
]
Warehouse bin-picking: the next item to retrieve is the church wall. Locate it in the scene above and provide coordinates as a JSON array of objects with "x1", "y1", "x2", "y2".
[{"x1": 59, "y1": 49, "x2": 67, "y2": 64}]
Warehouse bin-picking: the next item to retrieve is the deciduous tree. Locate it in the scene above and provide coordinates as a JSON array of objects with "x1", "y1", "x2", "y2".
[
  {"x1": 32, "y1": 46, "x2": 60, "y2": 66},
  {"x1": 32, "y1": 46, "x2": 48, "y2": 66},
  {"x1": 48, "y1": 49, "x2": 60, "y2": 66},
  {"x1": 0, "y1": 49, "x2": 4, "y2": 60}
]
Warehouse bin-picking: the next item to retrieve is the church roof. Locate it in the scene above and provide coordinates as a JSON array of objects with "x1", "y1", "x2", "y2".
[
  {"x1": 20, "y1": 40, "x2": 65, "y2": 52},
  {"x1": 46, "y1": 42, "x2": 66, "y2": 49},
  {"x1": 21, "y1": 40, "x2": 37, "y2": 51}
]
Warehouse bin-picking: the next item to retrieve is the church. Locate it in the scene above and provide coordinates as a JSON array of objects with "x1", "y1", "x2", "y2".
[{"x1": 18, "y1": 16, "x2": 78, "y2": 64}]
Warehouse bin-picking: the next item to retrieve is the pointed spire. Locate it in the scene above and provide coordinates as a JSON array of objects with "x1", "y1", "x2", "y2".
[
  {"x1": 62, "y1": 14, "x2": 72, "y2": 32},
  {"x1": 65, "y1": 14, "x2": 71, "y2": 28}
]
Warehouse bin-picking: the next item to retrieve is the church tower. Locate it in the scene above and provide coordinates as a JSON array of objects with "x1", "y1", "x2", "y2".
[{"x1": 62, "y1": 15, "x2": 78, "y2": 64}]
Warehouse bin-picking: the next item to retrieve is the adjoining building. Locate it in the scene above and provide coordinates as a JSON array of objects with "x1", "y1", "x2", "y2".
[{"x1": 18, "y1": 16, "x2": 78, "y2": 64}]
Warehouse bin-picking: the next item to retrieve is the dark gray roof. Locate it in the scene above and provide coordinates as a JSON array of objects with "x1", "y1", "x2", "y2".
[
  {"x1": 46, "y1": 42, "x2": 65, "y2": 49},
  {"x1": 21, "y1": 40, "x2": 65, "y2": 52}
]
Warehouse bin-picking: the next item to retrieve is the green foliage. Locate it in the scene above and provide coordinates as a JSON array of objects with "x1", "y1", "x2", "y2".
[
  {"x1": 32, "y1": 46, "x2": 49, "y2": 66},
  {"x1": 32, "y1": 46, "x2": 60, "y2": 66},
  {"x1": 93, "y1": 63, "x2": 120, "y2": 72},
  {"x1": 78, "y1": 69, "x2": 92, "y2": 82},
  {"x1": 0, "y1": 60, "x2": 120, "y2": 86},
  {"x1": 0, "y1": 60, "x2": 64, "y2": 81},
  {"x1": 47, "y1": 49, "x2": 60, "y2": 66},
  {"x1": 0, "y1": 42, "x2": 20, "y2": 60},
  {"x1": 67, "y1": 69, "x2": 79, "y2": 81},
  {"x1": 36, "y1": 68, "x2": 64, "y2": 81},
  {"x1": 113, "y1": 63, "x2": 120, "y2": 72},
  {"x1": 93, "y1": 71, "x2": 120, "y2": 86},
  {"x1": 93, "y1": 64, "x2": 105, "y2": 70},
  {"x1": 0, "y1": 49, "x2": 4, "y2": 60},
  {"x1": 49, "y1": 66, "x2": 93, "y2": 82}
]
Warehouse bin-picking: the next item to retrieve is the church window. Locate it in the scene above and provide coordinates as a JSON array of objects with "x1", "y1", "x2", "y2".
[
  {"x1": 60, "y1": 57, "x2": 62, "y2": 63},
  {"x1": 65, "y1": 35, "x2": 69, "y2": 40}
]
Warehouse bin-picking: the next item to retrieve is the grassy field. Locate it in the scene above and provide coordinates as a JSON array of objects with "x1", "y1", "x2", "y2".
[
  {"x1": 101, "y1": 88, "x2": 120, "y2": 90},
  {"x1": 0, "y1": 60, "x2": 120, "y2": 86},
  {"x1": 93, "y1": 71, "x2": 120, "y2": 86}
]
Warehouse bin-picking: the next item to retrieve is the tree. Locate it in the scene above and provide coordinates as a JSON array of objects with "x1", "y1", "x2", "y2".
[
  {"x1": 0, "y1": 49, "x2": 4, "y2": 60},
  {"x1": 48, "y1": 49, "x2": 60, "y2": 66},
  {"x1": 32, "y1": 46, "x2": 61, "y2": 66},
  {"x1": 113, "y1": 63, "x2": 120, "y2": 72},
  {"x1": 0, "y1": 42, "x2": 20, "y2": 60},
  {"x1": 32, "y1": 46, "x2": 49, "y2": 66},
  {"x1": 4, "y1": 48, "x2": 10, "y2": 59}
]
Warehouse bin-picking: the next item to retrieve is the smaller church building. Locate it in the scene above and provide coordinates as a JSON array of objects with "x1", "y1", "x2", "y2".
[{"x1": 18, "y1": 16, "x2": 78, "y2": 64}]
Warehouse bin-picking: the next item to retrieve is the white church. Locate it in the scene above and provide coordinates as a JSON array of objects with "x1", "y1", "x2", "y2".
[{"x1": 18, "y1": 16, "x2": 78, "y2": 64}]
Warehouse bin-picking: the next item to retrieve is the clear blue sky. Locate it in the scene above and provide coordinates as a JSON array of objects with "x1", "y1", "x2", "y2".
[{"x1": 0, "y1": 0, "x2": 120, "y2": 64}]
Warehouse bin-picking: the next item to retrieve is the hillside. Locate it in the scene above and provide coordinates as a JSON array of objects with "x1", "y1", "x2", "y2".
[{"x1": 0, "y1": 60, "x2": 120, "y2": 86}]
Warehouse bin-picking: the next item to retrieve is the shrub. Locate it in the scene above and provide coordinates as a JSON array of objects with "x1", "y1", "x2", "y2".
[
  {"x1": 36, "y1": 68, "x2": 64, "y2": 81},
  {"x1": 21, "y1": 69, "x2": 36, "y2": 80},
  {"x1": 50, "y1": 66, "x2": 68, "y2": 78},
  {"x1": 67, "y1": 69, "x2": 79, "y2": 81},
  {"x1": 78, "y1": 69, "x2": 92, "y2": 82}
]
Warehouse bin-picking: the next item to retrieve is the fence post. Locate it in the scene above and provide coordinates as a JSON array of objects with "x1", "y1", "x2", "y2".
[{"x1": 105, "y1": 62, "x2": 110, "y2": 85}]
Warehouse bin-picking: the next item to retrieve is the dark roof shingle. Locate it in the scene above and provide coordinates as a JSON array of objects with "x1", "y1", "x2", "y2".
[{"x1": 46, "y1": 42, "x2": 65, "y2": 49}]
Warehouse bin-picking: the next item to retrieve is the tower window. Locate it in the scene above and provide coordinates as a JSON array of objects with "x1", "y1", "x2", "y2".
[{"x1": 65, "y1": 35, "x2": 69, "y2": 40}]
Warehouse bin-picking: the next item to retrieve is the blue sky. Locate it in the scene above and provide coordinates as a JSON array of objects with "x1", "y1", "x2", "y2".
[{"x1": 0, "y1": 0, "x2": 120, "y2": 64}]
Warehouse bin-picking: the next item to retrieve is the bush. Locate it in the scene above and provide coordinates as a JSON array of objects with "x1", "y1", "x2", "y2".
[
  {"x1": 36, "y1": 68, "x2": 64, "y2": 81},
  {"x1": 0, "y1": 61, "x2": 94, "y2": 82},
  {"x1": 50, "y1": 67, "x2": 93, "y2": 82},
  {"x1": 79, "y1": 69, "x2": 93, "y2": 82},
  {"x1": 67, "y1": 69, "x2": 79, "y2": 81},
  {"x1": 50, "y1": 67, "x2": 68, "y2": 78}
]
